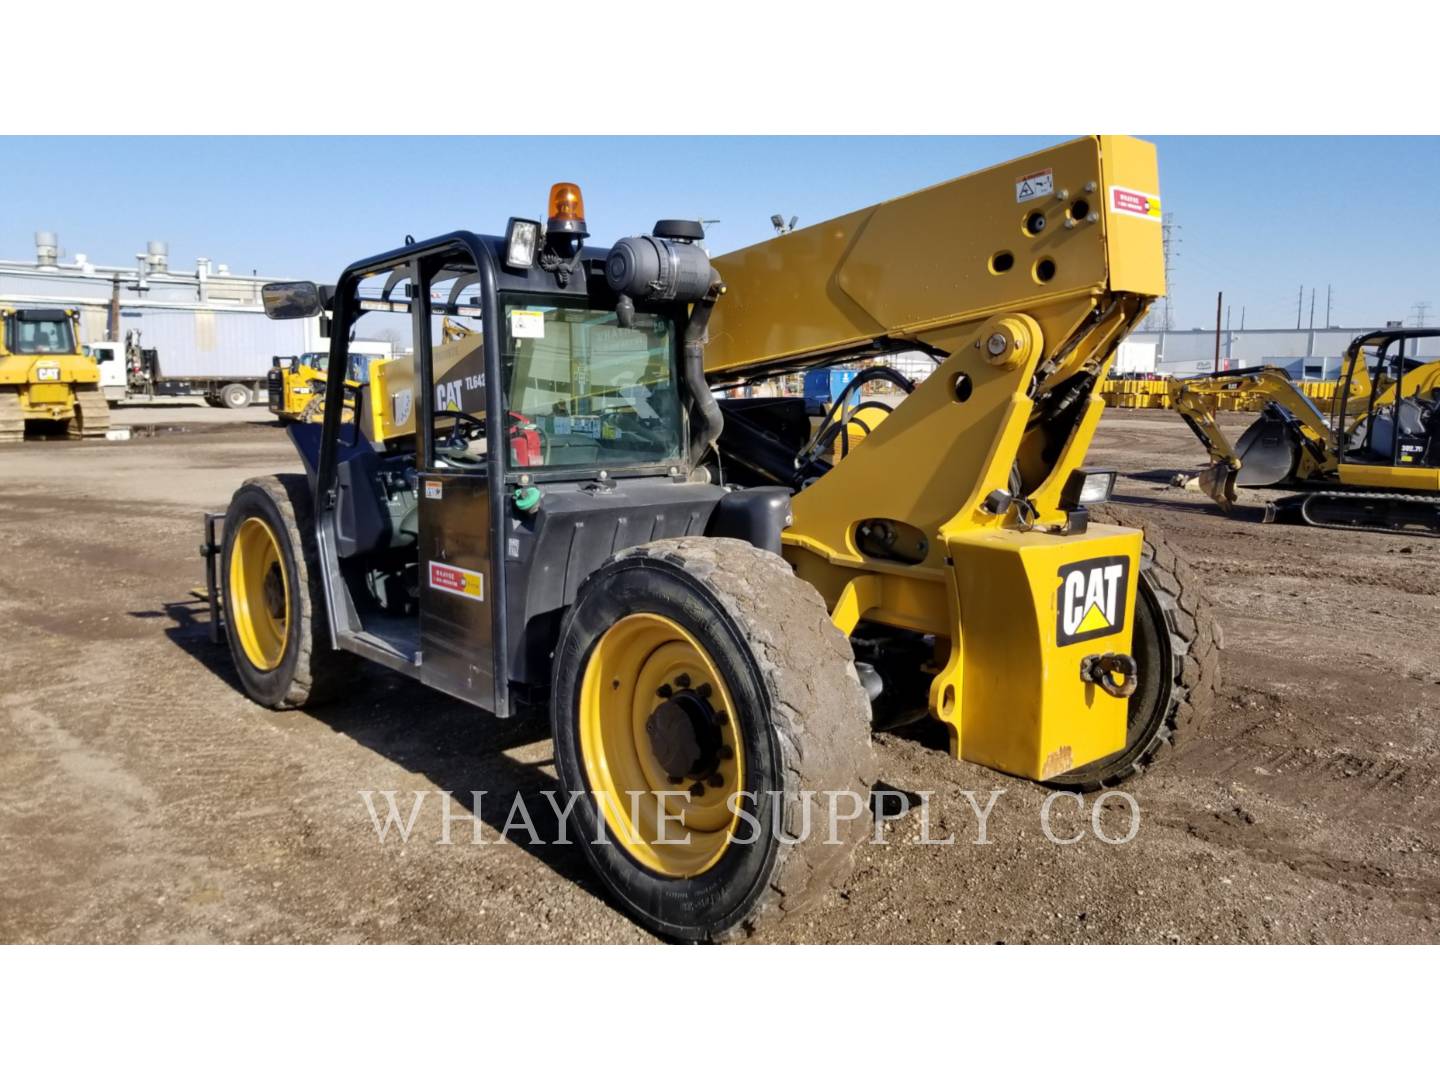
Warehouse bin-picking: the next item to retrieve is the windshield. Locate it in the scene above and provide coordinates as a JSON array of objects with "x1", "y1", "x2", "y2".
[
  {"x1": 500, "y1": 296, "x2": 683, "y2": 471},
  {"x1": 10, "y1": 317, "x2": 76, "y2": 355}
]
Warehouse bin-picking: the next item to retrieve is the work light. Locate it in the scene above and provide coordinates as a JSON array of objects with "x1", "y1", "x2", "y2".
[
  {"x1": 504, "y1": 217, "x2": 540, "y2": 269},
  {"x1": 1062, "y1": 468, "x2": 1117, "y2": 508}
]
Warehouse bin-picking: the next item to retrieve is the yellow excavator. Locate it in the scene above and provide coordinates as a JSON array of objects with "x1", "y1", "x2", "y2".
[
  {"x1": 0, "y1": 306, "x2": 110, "y2": 443},
  {"x1": 1171, "y1": 327, "x2": 1440, "y2": 531},
  {"x1": 205, "y1": 137, "x2": 1219, "y2": 941}
]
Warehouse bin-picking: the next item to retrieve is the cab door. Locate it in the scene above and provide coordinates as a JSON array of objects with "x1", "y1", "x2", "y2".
[{"x1": 413, "y1": 254, "x2": 505, "y2": 713}]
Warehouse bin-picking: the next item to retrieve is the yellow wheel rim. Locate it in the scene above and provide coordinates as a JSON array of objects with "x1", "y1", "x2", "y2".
[
  {"x1": 228, "y1": 517, "x2": 290, "y2": 672},
  {"x1": 579, "y1": 613, "x2": 746, "y2": 878}
]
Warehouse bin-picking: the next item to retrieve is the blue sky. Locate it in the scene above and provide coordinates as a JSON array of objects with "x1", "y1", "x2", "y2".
[{"x1": 1, "y1": 136, "x2": 1436, "y2": 329}]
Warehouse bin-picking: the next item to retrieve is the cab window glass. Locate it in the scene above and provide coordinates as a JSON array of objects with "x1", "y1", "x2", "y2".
[
  {"x1": 501, "y1": 298, "x2": 682, "y2": 471},
  {"x1": 12, "y1": 317, "x2": 76, "y2": 355}
]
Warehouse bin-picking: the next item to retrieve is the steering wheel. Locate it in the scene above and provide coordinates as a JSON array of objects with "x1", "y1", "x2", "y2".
[
  {"x1": 433, "y1": 408, "x2": 489, "y2": 465},
  {"x1": 433, "y1": 408, "x2": 549, "y2": 467}
]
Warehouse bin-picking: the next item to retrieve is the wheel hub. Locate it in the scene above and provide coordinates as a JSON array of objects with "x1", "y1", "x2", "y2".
[{"x1": 646, "y1": 688, "x2": 723, "y2": 782}]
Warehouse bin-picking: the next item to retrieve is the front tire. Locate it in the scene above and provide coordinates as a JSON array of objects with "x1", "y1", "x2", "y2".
[
  {"x1": 220, "y1": 474, "x2": 354, "y2": 708},
  {"x1": 1051, "y1": 505, "x2": 1222, "y2": 790},
  {"x1": 552, "y1": 537, "x2": 876, "y2": 942}
]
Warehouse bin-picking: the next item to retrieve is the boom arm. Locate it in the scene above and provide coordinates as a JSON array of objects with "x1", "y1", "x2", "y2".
[{"x1": 709, "y1": 135, "x2": 1165, "y2": 553}]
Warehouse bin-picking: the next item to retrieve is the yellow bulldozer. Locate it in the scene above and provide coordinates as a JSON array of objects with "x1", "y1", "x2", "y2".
[
  {"x1": 0, "y1": 306, "x2": 110, "y2": 443},
  {"x1": 203, "y1": 137, "x2": 1219, "y2": 941},
  {"x1": 1170, "y1": 328, "x2": 1440, "y2": 532}
]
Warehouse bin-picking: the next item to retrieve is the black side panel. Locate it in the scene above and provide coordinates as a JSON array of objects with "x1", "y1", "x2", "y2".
[
  {"x1": 504, "y1": 480, "x2": 726, "y2": 689},
  {"x1": 334, "y1": 454, "x2": 391, "y2": 558},
  {"x1": 706, "y1": 486, "x2": 791, "y2": 554},
  {"x1": 288, "y1": 421, "x2": 368, "y2": 483}
]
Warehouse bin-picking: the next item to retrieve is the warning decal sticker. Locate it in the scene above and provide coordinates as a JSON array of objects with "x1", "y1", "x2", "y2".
[
  {"x1": 424, "y1": 479, "x2": 443, "y2": 500},
  {"x1": 509, "y1": 310, "x2": 545, "y2": 339},
  {"x1": 1015, "y1": 168, "x2": 1054, "y2": 204},
  {"x1": 1109, "y1": 186, "x2": 1162, "y2": 221},
  {"x1": 429, "y1": 560, "x2": 484, "y2": 602},
  {"x1": 1055, "y1": 555, "x2": 1129, "y2": 647}
]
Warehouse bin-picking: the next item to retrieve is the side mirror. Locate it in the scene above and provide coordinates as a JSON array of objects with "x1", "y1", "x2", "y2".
[{"x1": 262, "y1": 281, "x2": 323, "y2": 320}]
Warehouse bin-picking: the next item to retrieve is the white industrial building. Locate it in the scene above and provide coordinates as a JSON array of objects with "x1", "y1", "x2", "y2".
[{"x1": 0, "y1": 232, "x2": 310, "y2": 381}]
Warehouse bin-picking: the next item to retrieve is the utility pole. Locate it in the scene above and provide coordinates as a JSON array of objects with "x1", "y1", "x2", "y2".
[
  {"x1": 1296, "y1": 285, "x2": 1304, "y2": 330},
  {"x1": 1213, "y1": 291, "x2": 1223, "y2": 373},
  {"x1": 1414, "y1": 301, "x2": 1431, "y2": 328},
  {"x1": 1325, "y1": 284, "x2": 1333, "y2": 328},
  {"x1": 1308, "y1": 288, "x2": 1316, "y2": 331},
  {"x1": 1241, "y1": 306, "x2": 1246, "y2": 330},
  {"x1": 107, "y1": 276, "x2": 121, "y2": 341}
]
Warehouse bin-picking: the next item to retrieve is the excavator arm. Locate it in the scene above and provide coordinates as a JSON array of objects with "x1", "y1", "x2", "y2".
[
  {"x1": 1168, "y1": 368, "x2": 1338, "y2": 509},
  {"x1": 706, "y1": 136, "x2": 1169, "y2": 780}
]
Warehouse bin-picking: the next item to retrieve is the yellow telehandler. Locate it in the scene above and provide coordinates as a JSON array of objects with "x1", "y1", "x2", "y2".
[
  {"x1": 204, "y1": 138, "x2": 1219, "y2": 941},
  {"x1": 0, "y1": 306, "x2": 110, "y2": 443},
  {"x1": 1171, "y1": 328, "x2": 1440, "y2": 532}
]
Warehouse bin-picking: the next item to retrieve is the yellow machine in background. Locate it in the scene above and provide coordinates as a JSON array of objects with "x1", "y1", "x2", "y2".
[
  {"x1": 270, "y1": 350, "x2": 386, "y2": 424},
  {"x1": 1170, "y1": 328, "x2": 1440, "y2": 531},
  {"x1": 0, "y1": 306, "x2": 110, "y2": 443}
]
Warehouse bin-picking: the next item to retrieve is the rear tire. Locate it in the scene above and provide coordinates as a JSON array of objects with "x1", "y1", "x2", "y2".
[
  {"x1": 1050, "y1": 504, "x2": 1222, "y2": 790},
  {"x1": 552, "y1": 536, "x2": 876, "y2": 942},
  {"x1": 220, "y1": 474, "x2": 355, "y2": 708},
  {"x1": 220, "y1": 383, "x2": 253, "y2": 409}
]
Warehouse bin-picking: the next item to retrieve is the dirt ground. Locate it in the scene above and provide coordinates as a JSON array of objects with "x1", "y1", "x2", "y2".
[{"x1": 1, "y1": 408, "x2": 1437, "y2": 944}]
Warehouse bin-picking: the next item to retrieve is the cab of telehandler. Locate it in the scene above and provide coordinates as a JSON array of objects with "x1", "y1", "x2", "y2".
[{"x1": 244, "y1": 187, "x2": 788, "y2": 720}]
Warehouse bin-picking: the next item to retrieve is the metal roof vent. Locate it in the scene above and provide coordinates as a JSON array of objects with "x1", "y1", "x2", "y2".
[{"x1": 35, "y1": 231, "x2": 58, "y2": 269}]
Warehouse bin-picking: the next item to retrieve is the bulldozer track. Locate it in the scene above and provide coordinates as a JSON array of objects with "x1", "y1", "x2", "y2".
[
  {"x1": 69, "y1": 386, "x2": 111, "y2": 439},
  {"x1": 0, "y1": 388, "x2": 24, "y2": 444}
]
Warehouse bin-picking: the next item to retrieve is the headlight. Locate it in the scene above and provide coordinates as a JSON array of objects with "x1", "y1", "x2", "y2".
[
  {"x1": 1062, "y1": 468, "x2": 1116, "y2": 508},
  {"x1": 505, "y1": 218, "x2": 540, "y2": 269}
]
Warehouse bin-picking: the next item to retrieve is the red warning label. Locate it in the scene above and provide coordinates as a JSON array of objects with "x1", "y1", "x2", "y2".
[
  {"x1": 428, "y1": 560, "x2": 484, "y2": 602},
  {"x1": 1110, "y1": 186, "x2": 1162, "y2": 220}
]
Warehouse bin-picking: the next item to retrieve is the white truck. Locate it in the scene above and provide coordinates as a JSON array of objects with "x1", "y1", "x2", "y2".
[{"x1": 87, "y1": 308, "x2": 393, "y2": 408}]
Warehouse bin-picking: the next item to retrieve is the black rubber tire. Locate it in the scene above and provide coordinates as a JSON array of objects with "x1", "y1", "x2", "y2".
[
  {"x1": 220, "y1": 383, "x2": 253, "y2": 409},
  {"x1": 551, "y1": 536, "x2": 877, "y2": 942},
  {"x1": 1050, "y1": 504, "x2": 1222, "y2": 791},
  {"x1": 220, "y1": 474, "x2": 356, "y2": 709}
]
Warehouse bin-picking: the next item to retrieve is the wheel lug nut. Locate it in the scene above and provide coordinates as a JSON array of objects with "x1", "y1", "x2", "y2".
[
  {"x1": 675, "y1": 673, "x2": 691, "y2": 689},
  {"x1": 666, "y1": 775, "x2": 682, "y2": 785},
  {"x1": 696, "y1": 683, "x2": 712, "y2": 698},
  {"x1": 718, "y1": 745, "x2": 734, "y2": 760},
  {"x1": 706, "y1": 774, "x2": 724, "y2": 788},
  {"x1": 713, "y1": 710, "x2": 727, "y2": 726},
  {"x1": 688, "y1": 782, "x2": 705, "y2": 797},
  {"x1": 656, "y1": 684, "x2": 673, "y2": 699}
]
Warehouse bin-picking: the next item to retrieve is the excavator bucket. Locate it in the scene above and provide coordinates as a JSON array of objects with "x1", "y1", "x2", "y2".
[
  {"x1": 1192, "y1": 459, "x2": 1241, "y2": 509},
  {"x1": 1232, "y1": 403, "x2": 1301, "y2": 487}
]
